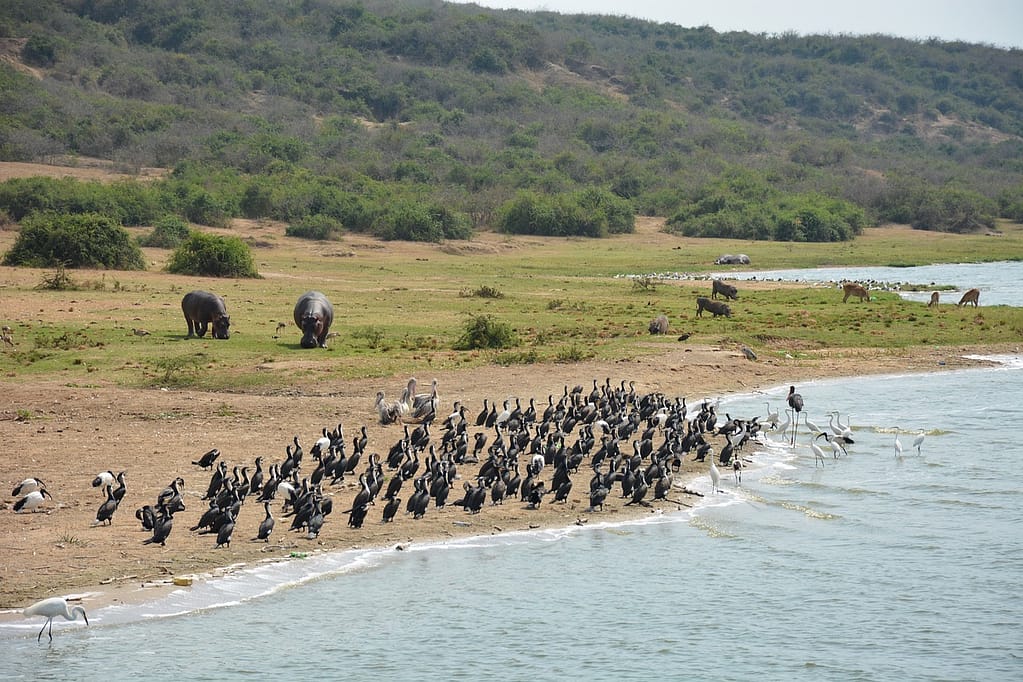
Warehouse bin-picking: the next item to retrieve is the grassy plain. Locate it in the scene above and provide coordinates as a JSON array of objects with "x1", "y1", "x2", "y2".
[{"x1": 1, "y1": 217, "x2": 1022, "y2": 392}]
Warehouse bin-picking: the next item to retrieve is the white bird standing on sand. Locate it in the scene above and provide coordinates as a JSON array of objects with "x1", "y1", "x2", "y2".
[{"x1": 23, "y1": 596, "x2": 89, "y2": 642}]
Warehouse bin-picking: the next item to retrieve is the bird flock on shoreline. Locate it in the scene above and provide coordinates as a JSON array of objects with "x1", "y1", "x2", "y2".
[
  {"x1": 12, "y1": 376, "x2": 938, "y2": 641},
  {"x1": 9, "y1": 377, "x2": 932, "y2": 550}
]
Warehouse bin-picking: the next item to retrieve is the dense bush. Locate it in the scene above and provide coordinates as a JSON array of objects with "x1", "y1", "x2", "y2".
[
  {"x1": 0, "y1": 177, "x2": 161, "y2": 225},
  {"x1": 453, "y1": 315, "x2": 518, "y2": 350},
  {"x1": 166, "y1": 231, "x2": 258, "y2": 277},
  {"x1": 139, "y1": 214, "x2": 191, "y2": 248},
  {"x1": 372, "y1": 200, "x2": 472, "y2": 242},
  {"x1": 497, "y1": 188, "x2": 636, "y2": 237},
  {"x1": 873, "y1": 176, "x2": 997, "y2": 232},
  {"x1": 666, "y1": 172, "x2": 866, "y2": 242},
  {"x1": 2, "y1": 211, "x2": 146, "y2": 269},
  {"x1": 285, "y1": 214, "x2": 344, "y2": 240}
]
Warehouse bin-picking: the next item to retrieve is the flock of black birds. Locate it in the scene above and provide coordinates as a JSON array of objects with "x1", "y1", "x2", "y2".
[{"x1": 13, "y1": 377, "x2": 777, "y2": 552}]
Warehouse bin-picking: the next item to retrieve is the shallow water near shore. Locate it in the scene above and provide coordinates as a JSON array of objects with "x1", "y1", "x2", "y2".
[{"x1": 2, "y1": 358, "x2": 1022, "y2": 681}]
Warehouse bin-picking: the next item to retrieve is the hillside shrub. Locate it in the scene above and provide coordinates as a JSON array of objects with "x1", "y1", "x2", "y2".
[
  {"x1": 286, "y1": 214, "x2": 344, "y2": 240},
  {"x1": 166, "y1": 231, "x2": 259, "y2": 277},
  {"x1": 497, "y1": 188, "x2": 636, "y2": 237},
  {"x1": 139, "y1": 214, "x2": 191, "y2": 248},
  {"x1": 2, "y1": 211, "x2": 146, "y2": 269}
]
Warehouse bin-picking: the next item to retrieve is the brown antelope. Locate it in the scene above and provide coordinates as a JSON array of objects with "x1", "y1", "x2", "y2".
[
  {"x1": 928, "y1": 291, "x2": 940, "y2": 307},
  {"x1": 957, "y1": 288, "x2": 980, "y2": 307},
  {"x1": 842, "y1": 282, "x2": 869, "y2": 303}
]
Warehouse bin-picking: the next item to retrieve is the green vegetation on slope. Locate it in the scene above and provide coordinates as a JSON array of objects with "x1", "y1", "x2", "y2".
[{"x1": 0, "y1": 0, "x2": 1020, "y2": 241}]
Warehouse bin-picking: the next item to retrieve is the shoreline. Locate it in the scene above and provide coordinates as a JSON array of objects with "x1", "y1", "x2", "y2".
[{"x1": 1, "y1": 342, "x2": 1015, "y2": 630}]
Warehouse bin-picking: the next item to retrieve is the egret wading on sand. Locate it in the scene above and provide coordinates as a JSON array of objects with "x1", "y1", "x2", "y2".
[{"x1": 23, "y1": 597, "x2": 88, "y2": 642}]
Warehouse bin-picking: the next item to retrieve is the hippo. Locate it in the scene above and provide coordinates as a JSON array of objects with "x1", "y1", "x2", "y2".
[
  {"x1": 696, "y1": 296, "x2": 731, "y2": 318},
  {"x1": 294, "y1": 291, "x2": 334, "y2": 348},
  {"x1": 712, "y1": 279, "x2": 738, "y2": 300},
  {"x1": 181, "y1": 290, "x2": 230, "y2": 339},
  {"x1": 715, "y1": 254, "x2": 751, "y2": 265}
]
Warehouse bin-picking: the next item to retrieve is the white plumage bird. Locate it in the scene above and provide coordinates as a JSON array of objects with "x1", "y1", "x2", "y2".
[{"x1": 23, "y1": 596, "x2": 89, "y2": 642}]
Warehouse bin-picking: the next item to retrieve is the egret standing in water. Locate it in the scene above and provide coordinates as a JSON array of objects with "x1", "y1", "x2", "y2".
[
  {"x1": 913, "y1": 431, "x2": 926, "y2": 455},
  {"x1": 23, "y1": 596, "x2": 88, "y2": 642},
  {"x1": 894, "y1": 430, "x2": 904, "y2": 459},
  {"x1": 709, "y1": 457, "x2": 721, "y2": 494}
]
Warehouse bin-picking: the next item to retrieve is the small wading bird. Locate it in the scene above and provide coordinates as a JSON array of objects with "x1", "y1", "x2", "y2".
[{"x1": 23, "y1": 597, "x2": 89, "y2": 642}]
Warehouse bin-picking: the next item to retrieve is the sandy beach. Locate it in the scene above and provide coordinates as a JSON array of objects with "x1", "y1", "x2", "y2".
[{"x1": 0, "y1": 341, "x2": 1006, "y2": 620}]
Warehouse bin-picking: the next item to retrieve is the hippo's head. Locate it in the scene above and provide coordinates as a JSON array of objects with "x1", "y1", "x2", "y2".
[
  {"x1": 300, "y1": 314, "x2": 321, "y2": 348},
  {"x1": 212, "y1": 315, "x2": 231, "y2": 340}
]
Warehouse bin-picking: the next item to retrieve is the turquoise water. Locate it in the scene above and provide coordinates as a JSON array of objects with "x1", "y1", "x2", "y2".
[{"x1": 3, "y1": 358, "x2": 1021, "y2": 681}]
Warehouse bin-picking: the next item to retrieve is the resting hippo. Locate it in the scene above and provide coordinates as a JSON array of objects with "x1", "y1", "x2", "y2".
[
  {"x1": 294, "y1": 291, "x2": 334, "y2": 348},
  {"x1": 181, "y1": 290, "x2": 230, "y2": 339}
]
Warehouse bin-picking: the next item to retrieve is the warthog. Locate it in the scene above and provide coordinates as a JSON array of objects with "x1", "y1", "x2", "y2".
[
  {"x1": 712, "y1": 279, "x2": 738, "y2": 300},
  {"x1": 648, "y1": 314, "x2": 669, "y2": 335},
  {"x1": 842, "y1": 282, "x2": 870, "y2": 303},
  {"x1": 928, "y1": 291, "x2": 940, "y2": 307},
  {"x1": 696, "y1": 297, "x2": 731, "y2": 318},
  {"x1": 957, "y1": 288, "x2": 980, "y2": 307}
]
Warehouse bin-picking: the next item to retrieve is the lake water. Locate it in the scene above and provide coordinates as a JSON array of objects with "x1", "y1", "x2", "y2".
[
  {"x1": 3, "y1": 357, "x2": 1022, "y2": 681},
  {"x1": 709, "y1": 261, "x2": 1023, "y2": 306}
]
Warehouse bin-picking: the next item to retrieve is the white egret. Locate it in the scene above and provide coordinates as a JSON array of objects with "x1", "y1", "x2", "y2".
[
  {"x1": 912, "y1": 431, "x2": 926, "y2": 455},
  {"x1": 810, "y1": 439, "x2": 827, "y2": 467},
  {"x1": 894, "y1": 430, "x2": 904, "y2": 459},
  {"x1": 709, "y1": 458, "x2": 721, "y2": 494},
  {"x1": 23, "y1": 597, "x2": 88, "y2": 642}
]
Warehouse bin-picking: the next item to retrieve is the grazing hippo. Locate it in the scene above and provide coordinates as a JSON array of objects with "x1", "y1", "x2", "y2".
[
  {"x1": 181, "y1": 291, "x2": 231, "y2": 339},
  {"x1": 294, "y1": 291, "x2": 334, "y2": 348},
  {"x1": 696, "y1": 296, "x2": 731, "y2": 318},
  {"x1": 712, "y1": 279, "x2": 738, "y2": 300}
]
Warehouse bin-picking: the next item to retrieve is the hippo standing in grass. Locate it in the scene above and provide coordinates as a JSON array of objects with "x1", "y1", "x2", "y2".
[
  {"x1": 181, "y1": 290, "x2": 231, "y2": 339},
  {"x1": 294, "y1": 291, "x2": 334, "y2": 348}
]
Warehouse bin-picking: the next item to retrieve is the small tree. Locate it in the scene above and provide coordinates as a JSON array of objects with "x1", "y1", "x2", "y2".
[
  {"x1": 454, "y1": 315, "x2": 517, "y2": 350},
  {"x1": 166, "y1": 231, "x2": 259, "y2": 278},
  {"x1": 139, "y1": 214, "x2": 191, "y2": 248},
  {"x1": 2, "y1": 212, "x2": 146, "y2": 269}
]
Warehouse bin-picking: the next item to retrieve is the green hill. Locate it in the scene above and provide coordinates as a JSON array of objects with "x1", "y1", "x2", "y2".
[{"x1": 1, "y1": 0, "x2": 1021, "y2": 241}]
